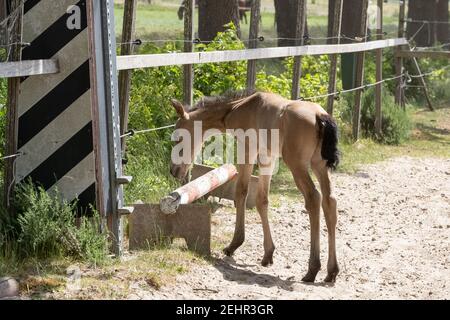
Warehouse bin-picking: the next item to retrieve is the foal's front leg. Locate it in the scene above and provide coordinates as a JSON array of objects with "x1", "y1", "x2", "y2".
[
  {"x1": 223, "y1": 163, "x2": 254, "y2": 257},
  {"x1": 256, "y1": 171, "x2": 275, "y2": 267}
]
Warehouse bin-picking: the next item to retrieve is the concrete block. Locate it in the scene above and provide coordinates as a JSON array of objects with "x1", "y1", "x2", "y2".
[
  {"x1": 0, "y1": 277, "x2": 19, "y2": 299},
  {"x1": 128, "y1": 204, "x2": 211, "y2": 256}
]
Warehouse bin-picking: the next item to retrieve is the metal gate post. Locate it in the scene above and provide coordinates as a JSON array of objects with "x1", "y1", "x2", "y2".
[{"x1": 89, "y1": 0, "x2": 127, "y2": 256}]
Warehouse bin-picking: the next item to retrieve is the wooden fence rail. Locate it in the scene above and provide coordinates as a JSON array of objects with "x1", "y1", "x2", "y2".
[
  {"x1": 0, "y1": 59, "x2": 59, "y2": 78},
  {"x1": 116, "y1": 38, "x2": 408, "y2": 71}
]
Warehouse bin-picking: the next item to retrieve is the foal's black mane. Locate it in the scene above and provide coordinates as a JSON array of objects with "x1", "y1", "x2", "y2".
[{"x1": 191, "y1": 89, "x2": 256, "y2": 111}]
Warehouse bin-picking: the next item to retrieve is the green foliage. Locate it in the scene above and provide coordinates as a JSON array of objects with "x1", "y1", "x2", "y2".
[
  {"x1": 0, "y1": 182, "x2": 108, "y2": 264},
  {"x1": 363, "y1": 49, "x2": 397, "y2": 95},
  {"x1": 333, "y1": 49, "x2": 413, "y2": 145},
  {"x1": 76, "y1": 216, "x2": 109, "y2": 265},
  {"x1": 124, "y1": 148, "x2": 178, "y2": 203},
  {"x1": 0, "y1": 78, "x2": 6, "y2": 107},
  {"x1": 282, "y1": 54, "x2": 332, "y2": 101},
  {"x1": 124, "y1": 42, "x2": 183, "y2": 203},
  {"x1": 0, "y1": 204, "x2": 20, "y2": 263},
  {"x1": 195, "y1": 23, "x2": 247, "y2": 96},
  {"x1": 415, "y1": 58, "x2": 450, "y2": 104},
  {"x1": 0, "y1": 78, "x2": 7, "y2": 169},
  {"x1": 391, "y1": 51, "x2": 450, "y2": 105},
  {"x1": 0, "y1": 6, "x2": 8, "y2": 134},
  {"x1": 339, "y1": 89, "x2": 411, "y2": 145}
]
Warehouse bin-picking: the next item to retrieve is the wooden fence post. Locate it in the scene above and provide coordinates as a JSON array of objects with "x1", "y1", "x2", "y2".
[
  {"x1": 119, "y1": 0, "x2": 137, "y2": 149},
  {"x1": 291, "y1": 0, "x2": 306, "y2": 100},
  {"x1": 183, "y1": 0, "x2": 194, "y2": 106},
  {"x1": 4, "y1": 0, "x2": 23, "y2": 210},
  {"x1": 352, "y1": 0, "x2": 369, "y2": 141},
  {"x1": 246, "y1": 0, "x2": 261, "y2": 91},
  {"x1": 395, "y1": 0, "x2": 406, "y2": 107},
  {"x1": 326, "y1": 0, "x2": 343, "y2": 115},
  {"x1": 375, "y1": 0, "x2": 383, "y2": 136}
]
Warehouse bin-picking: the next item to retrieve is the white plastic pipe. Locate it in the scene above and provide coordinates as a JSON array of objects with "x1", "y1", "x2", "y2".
[{"x1": 160, "y1": 164, "x2": 238, "y2": 214}]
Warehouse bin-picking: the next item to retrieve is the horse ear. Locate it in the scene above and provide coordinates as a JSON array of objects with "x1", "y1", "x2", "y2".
[{"x1": 170, "y1": 99, "x2": 189, "y2": 120}]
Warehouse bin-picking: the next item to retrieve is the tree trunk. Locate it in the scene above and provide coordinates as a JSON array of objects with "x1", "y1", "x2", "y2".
[
  {"x1": 341, "y1": 0, "x2": 367, "y2": 43},
  {"x1": 327, "y1": 0, "x2": 335, "y2": 44},
  {"x1": 274, "y1": 0, "x2": 308, "y2": 47},
  {"x1": 198, "y1": 0, "x2": 241, "y2": 42},
  {"x1": 0, "y1": 0, "x2": 6, "y2": 20},
  {"x1": 407, "y1": 0, "x2": 438, "y2": 47},
  {"x1": 0, "y1": 0, "x2": 6, "y2": 46},
  {"x1": 436, "y1": 0, "x2": 449, "y2": 44}
]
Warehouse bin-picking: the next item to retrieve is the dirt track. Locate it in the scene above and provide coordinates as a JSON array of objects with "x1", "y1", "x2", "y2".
[{"x1": 132, "y1": 157, "x2": 450, "y2": 299}]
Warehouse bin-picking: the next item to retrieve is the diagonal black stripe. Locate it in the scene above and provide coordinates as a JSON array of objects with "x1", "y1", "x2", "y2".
[
  {"x1": 22, "y1": 0, "x2": 87, "y2": 60},
  {"x1": 18, "y1": 60, "x2": 90, "y2": 149},
  {"x1": 24, "y1": 0, "x2": 41, "y2": 14},
  {"x1": 23, "y1": 122, "x2": 93, "y2": 191},
  {"x1": 72, "y1": 183, "x2": 96, "y2": 217}
]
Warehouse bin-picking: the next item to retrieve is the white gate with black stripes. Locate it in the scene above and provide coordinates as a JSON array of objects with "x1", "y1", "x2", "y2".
[
  {"x1": 12, "y1": 0, "x2": 126, "y2": 255},
  {"x1": 17, "y1": 0, "x2": 94, "y2": 213}
]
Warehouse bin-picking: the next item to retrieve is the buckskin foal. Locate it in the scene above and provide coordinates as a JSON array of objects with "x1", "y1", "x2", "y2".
[{"x1": 169, "y1": 91, "x2": 340, "y2": 283}]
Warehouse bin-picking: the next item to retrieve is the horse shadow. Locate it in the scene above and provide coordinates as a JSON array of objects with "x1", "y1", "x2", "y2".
[{"x1": 211, "y1": 256, "x2": 334, "y2": 291}]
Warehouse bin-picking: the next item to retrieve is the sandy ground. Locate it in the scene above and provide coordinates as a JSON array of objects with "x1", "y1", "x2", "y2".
[{"x1": 124, "y1": 157, "x2": 449, "y2": 300}]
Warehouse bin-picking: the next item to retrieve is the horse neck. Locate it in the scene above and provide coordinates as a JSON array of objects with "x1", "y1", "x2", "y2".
[{"x1": 192, "y1": 102, "x2": 235, "y2": 132}]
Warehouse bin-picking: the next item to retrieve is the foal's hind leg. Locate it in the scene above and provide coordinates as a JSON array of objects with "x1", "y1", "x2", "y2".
[
  {"x1": 312, "y1": 161, "x2": 339, "y2": 282},
  {"x1": 288, "y1": 164, "x2": 322, "y2": 283}
]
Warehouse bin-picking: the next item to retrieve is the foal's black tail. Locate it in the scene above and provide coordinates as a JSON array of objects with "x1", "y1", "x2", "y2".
[{"x1": 317, "y1": 114, "x2": 340, "y2": 171}]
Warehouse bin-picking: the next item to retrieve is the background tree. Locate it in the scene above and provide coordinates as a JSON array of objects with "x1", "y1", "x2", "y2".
[
  {"x1": 340, "y1": 0, "x2": 368, "y2": 43},
  {"x1": 198, "y1": 0, "x2": 241, "y2": 42},
  {"x1": 407, "y1": 0, "x2": 437, "y2": 47},
  {"x1": 436, "y1": 0, "x2": 449, "y2": 45},
  {"x1": 329, "y1": 0, "x2": 376, "y2": 44},
  {"x1": 407, "y1": 0, "x2": 449, "y2": 47},
  {"x1": 274, "y1": 0, "x2": 308, "y2": 47},
  {"x1": 0, "y1": 0, "x2": 6, "y2": 46},
  {"x1": 327, "y1": 0, "x2": 336, "y2": 44},
  {"x1": 0, "y1": 0, "x2": 6, "y2": 21}
]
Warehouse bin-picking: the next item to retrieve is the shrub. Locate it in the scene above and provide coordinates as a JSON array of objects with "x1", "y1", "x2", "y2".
[
  {"x1": 195, "y1": 23, "x2": 247, "y2": 96},
  {"x1": 124, "y1": 44, "x2": 182, "y2": 203},
  {"x1": 0, "y1": 182, "x2": 108, "y2": 264},
  {"x1": 339, "y1": 89, "x2": 411, "y2": 145},
  {"x1": 282, "y1": 54, "x2": 333, "y2": 102}
]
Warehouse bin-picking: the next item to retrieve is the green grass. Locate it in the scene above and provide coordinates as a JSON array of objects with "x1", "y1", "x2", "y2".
[
  {"x1": 115, "y1": 4, "x2": 185, "y2": 41},
  {"x1": 114, "y1": 3, "x2": 399, "y2": 45},
  {"x1": 339, "y1": 105, "x2": 450, "y2": 173},
  {"x1": 1, "y1": 244, "x2": 202, "y2": 299}
]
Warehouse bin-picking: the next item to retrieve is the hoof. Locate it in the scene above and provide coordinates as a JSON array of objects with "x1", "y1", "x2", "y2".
[
  {"x1": 223, "y1": 246, "x2": 235, "y2": 257},
  {"x1": 261, "y1": 256, "x2": 273, "y2": 267},
  {"x1": 301, "y1": 268, "x2": 320, "y2": 283},
  {"x1": 324, "y1": 271, "x2": 339, "y2": 283}
]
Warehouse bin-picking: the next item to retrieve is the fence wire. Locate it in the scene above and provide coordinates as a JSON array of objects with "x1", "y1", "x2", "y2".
[
  {"x1": 120, "y1": 62, "x2": 450, "y2": 140},
  {"x1": 0, "y1": 0, "x2": 27, "y2": 62}
]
